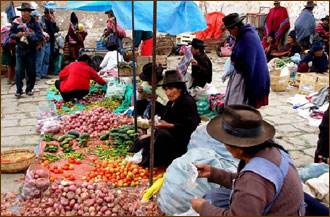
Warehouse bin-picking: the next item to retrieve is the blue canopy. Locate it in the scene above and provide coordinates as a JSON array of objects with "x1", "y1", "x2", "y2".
[{"x1": 44, "y1": 1, "x2": 207, "y2": 35}]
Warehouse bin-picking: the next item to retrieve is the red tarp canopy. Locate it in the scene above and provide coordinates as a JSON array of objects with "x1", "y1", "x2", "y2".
[{"x1": 195, "y1": 11, "x2": 226, "y2": 40}]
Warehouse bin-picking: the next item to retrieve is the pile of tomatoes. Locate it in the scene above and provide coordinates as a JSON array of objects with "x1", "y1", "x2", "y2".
[{"x1": 82, "y1": 157, "x2": 163, "y2": 187}]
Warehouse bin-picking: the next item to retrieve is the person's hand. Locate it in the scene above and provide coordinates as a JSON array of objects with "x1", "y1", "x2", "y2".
[
  {"x1": 16, "y1": 32, "x2": 23, "y2": 37},
  {"x1": 138, "y1": 86, "x2": 143, "y2": 93},
  {"x1": 194, "y1": 164, "x2": 211, "y2": 178},
  {"x1": 190, "y1": 198, "x2": 207, "y2": 213},
  {"x1": 191, "y1": 59, "x2": 198, "y2": 66},
  {"x1": 155, "y1": 120, "x2": 173, "y2": 129}
]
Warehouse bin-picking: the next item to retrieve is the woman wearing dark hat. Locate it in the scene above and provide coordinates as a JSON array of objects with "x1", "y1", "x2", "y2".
[
  {"x1": 294, "y1": 1, "x2": 317, "y2": 50},
  {"x1": 129, "y1": 70, "x2": 200, "y2": 167},
  {"x1": 67, "y1": 12, "x2": 87, "y2": 61},
  {"x1": 136, "y1": 63, "x2": 168, "y2": 119},
  {"x1": 9, "y1": 2, "x2": 44, "y2": 97},
  {"x1": 190, "y1": 104, "x2": 305, "y2": 216},
  {"x1": 315, "y1": 15, "x2": 329, "y2": 54},
  {"x1": 220, "y1": 13, "x2": 270, "y2": 108},
  {"x1": 298, "y1": 42, "x2": 329, "y2": 73},
  {"x1": 189, "y1": 38, "x2": 213, "y2": 89},
  {"x1": 102, "y1": 9, "x2": 126, "y2": 51},
  {"x1": 271, "y1": 30, "x2": 302, "y2": 57}
]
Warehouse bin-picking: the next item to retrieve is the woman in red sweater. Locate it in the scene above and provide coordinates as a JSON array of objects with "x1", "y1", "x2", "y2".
[{"x1": 55, "y1": 54, "x2": 106, "y2": 102}]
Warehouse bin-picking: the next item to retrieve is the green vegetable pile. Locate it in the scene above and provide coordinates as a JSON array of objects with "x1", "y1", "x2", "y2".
[
  {"x1": 84, "y1": 97, "x2": 121, "y2": 111},
  {"x1": 43, "y1": 133, "x2": 54, "y2": 142},
  {"x1": 103, "y1": 125, "x2": 136, "y2": 147},
  {"x1": 44, "y1": 142, "x2": 58, "y2": 153}
]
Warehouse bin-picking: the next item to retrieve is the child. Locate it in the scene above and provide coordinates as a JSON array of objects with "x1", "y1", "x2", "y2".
[{"x1": 53, "y1": 26, "x2": 64, "y2": 75}]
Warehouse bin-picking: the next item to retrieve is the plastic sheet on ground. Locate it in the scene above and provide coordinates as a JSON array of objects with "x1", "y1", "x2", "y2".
[
  {"x1": 298, "y1": 163, "x2": 329, "y2": 183},
  {"x1": 194, "y1": 11, "x2": 226, "y2": 40},
  {"x1": 113, "y1": 85, "x2": 133, "y2": 114},
  {"x1": 157, "y1": 148, "x2": 238, "y2": 215},
  {"x1": 303, "y1": 172, "x2": 329, "y2": 205}
]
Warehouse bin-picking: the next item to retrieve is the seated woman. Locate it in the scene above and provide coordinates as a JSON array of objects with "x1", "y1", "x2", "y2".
[
  {"x1": 55, "y1": 54, "x2": 106, "y2": 102},
  {"x1": 298, "y1": 42, "x2": 329, "y2": 73},
  {"x1": 136, "y1": 63, "x2": 168, "y2": 119},
  {"x1": 129, "y1": 69, "x2": 200, "y2": 167},
  {"x1": 262, "y1": 31, "x2": 277, "y2": 61},
  {"x1": 190, "y1": 105, "x2": 305, "y2": 216},
  {"x1": 271, "y1": 30, "x2": 302, "y2": 58}
]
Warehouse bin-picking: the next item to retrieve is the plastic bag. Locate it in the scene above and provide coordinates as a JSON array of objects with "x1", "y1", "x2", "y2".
[
  {"x1": 222, "y1": 57, "x2": 234, "y2": 83},
  {"x1": 157, "y1": 148, "x2": 238, "y2": 215},
  {"x1": 187, "y1": 163, "x2": 198, "y2": 190},
  {"x1": 173, "y1": 207, "x2": 200, "y2": 216},
  {"x1": 126, "y1": 149, "x2": 143, "y2": 164},
  {"x1": 21, "y1": 164, "x2": 50, "y2": 200},
  {"x1": 303, "y1": 172, "x2": 329, "y2": 205},
  {"x1": 298, "y1": 163, "x2": 329, "y2": 183},
  {"x1": 36, "y1": 117, "x2": 61, "y2": 134},
  {"x1": 36, "y1": 103, "x2": 57, "y2": 120},
  {"x1": 105, "y1": 82, "x2": 126, "y2": 100}
]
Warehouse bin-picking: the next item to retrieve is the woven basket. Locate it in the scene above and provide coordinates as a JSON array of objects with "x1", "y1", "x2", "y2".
[
  {"x1": 1, "y1": 149, "x2": 36, "y2": 173},
  {"x1": 119, "y1": 67, "x2": 141, "y2": 77},
  {"x1": 270, "y1": 70, "x2": 290, "y2": 92}
]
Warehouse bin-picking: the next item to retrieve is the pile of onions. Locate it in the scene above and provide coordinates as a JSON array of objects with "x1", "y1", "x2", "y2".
[
  {"x1": 2, "y1": 180, "x2": 163, "y2": 216},
  {"x1": 60, "y1": 107, "x2": 132, "y2": 138}
]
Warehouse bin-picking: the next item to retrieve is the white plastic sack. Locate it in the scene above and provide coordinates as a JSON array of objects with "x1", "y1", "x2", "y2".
[
  {"x1": 189, "y1": 84, "x2": 220, "y2": 101},
  {"x1": 280, "y1": 66, "x2": 290, "y2": 77},
  {"x1": 157, "y1": 148, "x2": 238, "y2": 215},
  {"x1": 188, "y1": 123, "x2": 240, "y2": 163},
  {"x1": 222, "y1": 57, "x2": 234, "y2": 83},
  {"x1": 173, "y1": 207, "x2": 199, "y2": 216},
  {"x1": 125, "y1": 149, "x2": 143, "y2": 164},
  {"x1": 303, "y1": 172, "x2": 329, "y2": 205}
]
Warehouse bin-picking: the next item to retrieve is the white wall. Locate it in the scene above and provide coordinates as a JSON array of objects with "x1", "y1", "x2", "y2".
[{"x1": 195, "y1": 1, "x2": 329, "y2": 30}]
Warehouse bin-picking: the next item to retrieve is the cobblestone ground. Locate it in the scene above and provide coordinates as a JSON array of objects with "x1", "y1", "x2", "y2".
[{"x1": 1, "y1": 54, "x2": 318, "y2": 193}]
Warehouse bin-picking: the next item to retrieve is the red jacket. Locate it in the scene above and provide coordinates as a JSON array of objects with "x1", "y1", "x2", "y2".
[{"x1": 59, "y1": 61, "x2": 106, "y2": 92}]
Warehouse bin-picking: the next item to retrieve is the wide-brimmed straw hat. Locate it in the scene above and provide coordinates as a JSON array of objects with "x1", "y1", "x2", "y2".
[
  {"x1": 17, "y1": 3, "x2": 35, "y2": 11},
  {"x1": 207, "y1": 104, "x2": 275, "y2": 147},
  {"x1": 161, "y1": 70, "x2": 186, "y2": 86},
  {"x1": 220, "y1": 13, "x2": 246, "y2": 30}
]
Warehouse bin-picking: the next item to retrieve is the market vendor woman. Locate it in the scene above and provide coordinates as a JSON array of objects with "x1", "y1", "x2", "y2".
[
  {"x1": 129, "y1": 70, "x2": 200, "y2": 167},
  {"x1": 190, "y1": 104, "x2": 305, "y2": 216},
  {"x1": 55, "y1": 54, "x2": 106, "y2": 102}
]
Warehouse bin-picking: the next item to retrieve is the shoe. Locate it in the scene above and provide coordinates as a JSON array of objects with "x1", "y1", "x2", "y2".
[
  {"x1": 15, "y1": 92, "x2": 22, "y2": 97},
  {"x1": 42, "y1": 76, "x2": 51, "y2": 79},
  {"x1": 36, "y1": 77, "x2": 41, "y2": 81},
  {"x1": 26, "y1": 91, "x2": 34, "y2": 96}
]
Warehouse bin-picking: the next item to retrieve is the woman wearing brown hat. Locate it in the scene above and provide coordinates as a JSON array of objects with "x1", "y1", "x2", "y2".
[
  {"x1": 129, "y1": 70, "x2": 200, "y2": 167},
  {"x1": 190, "y1": 105, "x2": 305, "y2": 216}
]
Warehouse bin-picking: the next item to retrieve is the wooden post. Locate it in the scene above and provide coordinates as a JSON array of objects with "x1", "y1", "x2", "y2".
[{"x1": 149, "y1": 0, "x2": 157, "y2": 187}]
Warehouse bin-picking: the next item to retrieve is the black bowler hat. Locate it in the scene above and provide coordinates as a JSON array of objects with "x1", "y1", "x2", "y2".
[
  {"x1": 139, "y1": 63, "x2": 164, "y2": 82},
  {"x1": 189, "y1": 38, "x2": 206, "y2": 49},
  {"x1": 321, "y1": 15, "x2": 329, "y2": 21},
  {"x1": 220, "y1": 13, "x2": 246, "y2": 30},
  {"x1": 17, "y1": 3, "x2": 35, "y2": 11}
]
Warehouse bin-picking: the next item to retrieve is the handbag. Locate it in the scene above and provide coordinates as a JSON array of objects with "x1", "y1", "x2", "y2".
[{"x1": 105, "y1": 33, "x2": 119, "y2": 51}]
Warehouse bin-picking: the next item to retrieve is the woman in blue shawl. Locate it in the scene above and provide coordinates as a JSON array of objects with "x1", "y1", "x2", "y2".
[{"x1": 220, "y1": 13, "x2": 270, "y2": 109}]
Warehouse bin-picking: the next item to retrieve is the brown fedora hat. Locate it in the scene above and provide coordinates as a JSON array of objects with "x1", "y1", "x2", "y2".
[
  {"x1": 305, "y1": 1, "x2": 317, "y2": 8},
  {"x1": 17, "y1": 3, "x2": 35, "y2": 11},
  {"x1": 206, "y1": 104, "x2": 275, "y2": 147},
  {"x1": 161, "y1": 70, "x2": 186, "y2": 86},
  {"x1": 220, "y1": 13, "x2": 246, "y2": 30}
]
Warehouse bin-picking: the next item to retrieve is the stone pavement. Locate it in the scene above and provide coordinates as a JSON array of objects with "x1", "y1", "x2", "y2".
[{"x1": 1, "y1": 54, "x2": 319, "y2": 193}]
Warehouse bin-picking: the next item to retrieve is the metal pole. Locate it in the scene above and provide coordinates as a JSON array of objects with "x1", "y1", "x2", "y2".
[
  {"x1": 114, "y1": 15, "x2": 120, "y2": 82},
  {"x1": 131, "y1": 1, "x2": 138, "y2": 134},
  {"x1": 149, "y1": 0, "x2": 157, "y2": 187}
]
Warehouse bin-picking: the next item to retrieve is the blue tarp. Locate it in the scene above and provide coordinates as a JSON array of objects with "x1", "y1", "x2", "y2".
[{"x1": 44, "y1": 1, "x2": 207, "y2": 35}]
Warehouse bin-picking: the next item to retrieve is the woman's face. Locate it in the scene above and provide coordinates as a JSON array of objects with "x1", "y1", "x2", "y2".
[
  {"x1": 287, "y1": 36, "x2": 293, "y2": 44},
  {"x1": 225, "y1": 144, "x2": 243, "y2": 160},
  {"x1": 267, "y1": 36, "x2": 274, "y2": 44},
  {"x1": 164, "y1": 86, "x2": 182, "y2": 101}
]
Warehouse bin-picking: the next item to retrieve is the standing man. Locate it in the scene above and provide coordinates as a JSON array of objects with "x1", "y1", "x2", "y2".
[
  {"x1": 190, "y1": 38, "x2": 213, "y2": 89},
  {"x1": 10, "y1": 3, "x2": 44, "y2": 97},
  {"x1": 39, "y1": 8, "x2": 57, "y2": 79},
  {"x1": 295, "y1": 1, "x2": 317, "y2": 51},
  {"x1": 264, "y1": 1, "x2": 290, "y2": 48},
  {"x1": 220, "y1": 13, "x2": 270, "y2": 108}
]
